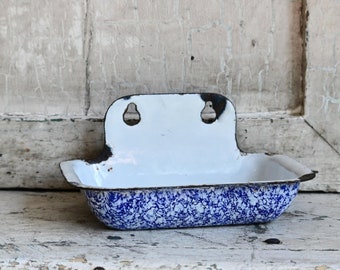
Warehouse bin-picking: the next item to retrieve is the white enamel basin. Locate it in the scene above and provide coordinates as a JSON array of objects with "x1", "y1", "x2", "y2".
[{"x1": 61, "y1": 93, "x2": 315, "y2": 190}]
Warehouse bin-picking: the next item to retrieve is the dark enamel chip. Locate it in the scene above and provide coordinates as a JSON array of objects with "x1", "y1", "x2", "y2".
[{"x1": 263, "y1": 238, "x2": 281, "y2": 244}]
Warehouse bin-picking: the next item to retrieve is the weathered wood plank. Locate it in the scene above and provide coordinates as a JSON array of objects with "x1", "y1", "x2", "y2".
[
  {"x1": 0, "y1": 118, "x2": 104, "y2": 189},
  {"x1": 0, "y1": 191, "x2": 339, "y2": 269},
  {"x1": 0, "y1": 114, "x2": 339, "y2": 191},
  {"x1": 237, "y1": 114, "x2": 340, "y2": 192},
  {"x1": 1, "y1": 0, "x2": 304, "y2": 117},
  {"x1": 0, "y1": 1, "x2": 86, "y2": 116},
  {"x1": 305, "y1": 0, "x2": 340, "y2": 154},
  {"x1": 87, "y1": 0, "x2": 304, "y2": 116}
]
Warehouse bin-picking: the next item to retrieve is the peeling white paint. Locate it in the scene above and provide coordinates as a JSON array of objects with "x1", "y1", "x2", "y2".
[
  {"x1": 15, "y1": 48, "x2": 32, "y2": 73},
  {"x1": 258, "y1": 69, "x2": 264, "y2": 93},
  {"x1": 226, "y1": 25, "x2": 233, "y2": 61},
  {"x1": 0, "y1": 21, "x2": 8, "y2": 38},
  {"x1": 8, "y1": 5, "x2": 29, "y2": 16},
  {"x1": 305, "y1": 0, "x2": 340, "y2": 155},
  {"x1": 124, "y1": 36, "x2": 140, "y2": 49},
  {"x1": 2, "y1": 0, "x2": 306, "y2": 116},
  {"x1": 68, "y1": 20, "x2": 83, "y2": 56},
  {"x1": 321, "y1": 94, "x2": 340, "y2": 113}
]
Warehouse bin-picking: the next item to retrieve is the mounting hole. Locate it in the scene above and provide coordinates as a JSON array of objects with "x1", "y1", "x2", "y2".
[
  {"x1": 201, "y1": 101, "x2": 216, "y2": 124},
  {"x1": 123, "y1": 102, "x2": 141, "y2": 126}
]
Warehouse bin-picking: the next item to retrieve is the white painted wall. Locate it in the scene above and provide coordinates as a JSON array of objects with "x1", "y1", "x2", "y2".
[
  {"x1": 0, "y1": 0, "x2": 304, "y2": 116},
  {"x1": 305, "y1": 0, "x2": 340, "y2": 154},
  {"x1": 0, "y1": 0, "x2": 339, "y2": 190}
]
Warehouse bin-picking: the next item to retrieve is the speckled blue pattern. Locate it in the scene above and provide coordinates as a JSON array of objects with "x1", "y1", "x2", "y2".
[{"x1": 84, "y1": 182, "x2": 300, "y2": 230}]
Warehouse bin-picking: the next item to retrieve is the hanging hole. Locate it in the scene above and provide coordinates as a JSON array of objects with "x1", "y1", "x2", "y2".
[
  {"x1": 201, "y1": 101, "x2": 216, "y2": 124},
  {"x1": 123, "y1": 103, "x2": 141, "y2": 126}
]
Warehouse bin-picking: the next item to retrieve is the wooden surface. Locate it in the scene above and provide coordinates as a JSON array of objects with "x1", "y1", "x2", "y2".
[
  {"x1": 0, "y1": 1, "x2": 304, "y2": 116},
  {"x1": 305, "y1": 0, "x2": 340, "y2": 155},
  {"x1": 0, "y1": 191, "x2": 339, "y2": 269}
]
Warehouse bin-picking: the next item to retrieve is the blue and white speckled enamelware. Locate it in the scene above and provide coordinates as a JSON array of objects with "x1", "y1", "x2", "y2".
[{"x1": 60, "y1": 93, "x2": 316, "y2": 230}]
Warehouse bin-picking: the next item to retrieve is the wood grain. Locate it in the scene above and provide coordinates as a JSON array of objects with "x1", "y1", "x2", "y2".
[
  {"x1": 0, "y1": 191, "x2": 339, "y2": 269},
  {"x1": 0, "y1": 113, "x2": 338, "y2": 191}
]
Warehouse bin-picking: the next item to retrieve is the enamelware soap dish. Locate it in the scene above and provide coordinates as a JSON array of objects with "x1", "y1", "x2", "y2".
[{"x1": 60, "y1": 93, "x2": 316, "y2": 230}]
